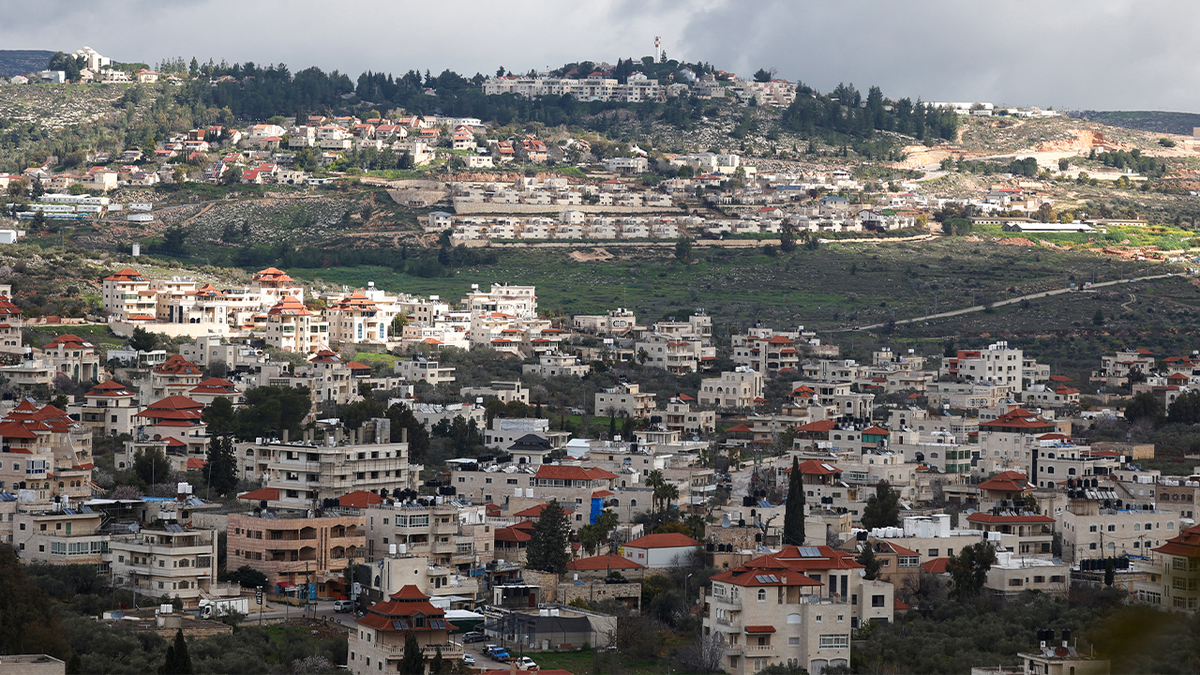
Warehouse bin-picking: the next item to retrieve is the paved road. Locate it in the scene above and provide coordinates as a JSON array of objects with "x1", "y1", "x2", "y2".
[{"x1": 843, "y1": 272, "x2": 1186, "y2": 332}]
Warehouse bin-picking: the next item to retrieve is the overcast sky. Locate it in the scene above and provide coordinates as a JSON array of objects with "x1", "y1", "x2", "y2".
[{"x1": 4, "y1": 0, "x2": 1198, "y2": 111}]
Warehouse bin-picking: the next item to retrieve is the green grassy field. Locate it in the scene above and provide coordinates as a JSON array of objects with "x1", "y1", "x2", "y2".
[{"x1": 289, "y1": 238, "x2": 1176, "y2": 335}]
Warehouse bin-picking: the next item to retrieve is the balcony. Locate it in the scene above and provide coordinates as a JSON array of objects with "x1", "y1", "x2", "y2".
[
  {"x1": 710, "y1": 594, "x2": 742, "y2": 609},
  {"x1": 745, "y1": 645, "x2": 775, "y2": 654}
]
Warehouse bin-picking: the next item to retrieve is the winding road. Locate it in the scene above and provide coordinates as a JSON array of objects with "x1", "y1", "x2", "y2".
[{"x1": 843, "y1": 272, "x2": 1186, "y2": 332}]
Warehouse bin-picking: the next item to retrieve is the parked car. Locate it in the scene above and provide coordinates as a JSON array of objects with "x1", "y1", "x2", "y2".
[
  {"x1": 513, "y1": 656, "x2": 538, "y2": 671},
  {"x1": 462, "y1": 631, "x2": 486, "y2": 643},
  {"x1": 461, "y1": 654, "x2": 476, "y2": 667},
  {"x1": 485, "y1": 645, "x2": 510, "y2": 662},
  {"x1": 333, "y1": 600, "x2": 354, "y2": 613}
]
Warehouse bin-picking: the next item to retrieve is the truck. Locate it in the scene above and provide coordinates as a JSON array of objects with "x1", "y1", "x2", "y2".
[
  {"x1": 484, "y1": 645, "x2": 510, "y2": 662},
  {"x1": 199, "y1": 597, "x2": 250, "y2": 619}
]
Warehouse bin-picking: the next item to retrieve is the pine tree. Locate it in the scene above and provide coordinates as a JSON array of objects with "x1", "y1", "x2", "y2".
[
  {"x1": 782, "y1": 457, "x2": 805, "y2": 546},
  {"x1": 398, "y1": 632, "x2": 426, "y2": 675},
  {"x1": 861, "y1": 481, "x2": 901, "y2": 530},
  {"x1": 526, "y1": 500, "x2": 572, "y2": 573},
  {"x1": 856, "y1": 544, "x2": 881, "y2": 580},
  {"x1": 160, "y1": 629, "x2": 193, "y2": 675},
  {"x1": 1104, "y1": 558, "x2": 1115, "y2": 587},
  {"x1": 430, "y1": 646, "x2": 444, "y2": 675},
  {"x1": 204, "y1": 436, "x2": 238, "y2": 497}
]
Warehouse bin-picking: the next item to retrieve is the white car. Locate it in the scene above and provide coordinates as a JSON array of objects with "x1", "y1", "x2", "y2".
[
  {"x1": 461, "y1": 654, "x2": 475, "y2": 666},
  {"x1": 514, "y1": 656, "x2": 537, "y2": 671}
]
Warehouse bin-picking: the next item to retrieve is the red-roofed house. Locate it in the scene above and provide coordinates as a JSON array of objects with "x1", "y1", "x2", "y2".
[
  {"x1": 102, "y1": 268, "x2": 153, "y2": 319},
  {"x1": 134, "y1": 395, "x2": 208, "y2": 455},
  {"x1": 1153, "y1": 523, "x2": 1200, "y2": 609},
  {"x1": 704, "y1": 545, "x2": 891, "y2": 675},
  {"x1": 42, "y1": 334, "x2": 101, "y2": 382},
  {"x1": 620, "y1": 532, "x2": 699, "y2": 568},
  {"x1": 80, "y1": 380, "x2": 138, "y2": 436},
  {"x1": 149, "y1": 355, "x2": 204, "y2": 399},
  {"x1": 978, "y1": 408, "x2": 1057, "y2": 479}
]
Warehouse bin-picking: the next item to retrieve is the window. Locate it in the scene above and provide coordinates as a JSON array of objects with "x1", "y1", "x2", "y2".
[
  {"x1": 1107, "y1": 525, "x2": 1116, "y2": 532},
  {"x1": 871, "y1": 595, "x2": 885, "y2": 607},
  {"x1": 819, "y1": 634, "x2": 849, "y2": 649},
  {"x1": 1009, "y1": 578, "x2": 1023, "y2": 586},
  {"x1": 788, "y1": 637, "x2": 800, "y2": 646},
  {"x1": 1089, "y1": 525, "x2": 1097, "y2": 533},
  {"x1": 757, "y1": 589, "x2": 766, "y2": 601}
]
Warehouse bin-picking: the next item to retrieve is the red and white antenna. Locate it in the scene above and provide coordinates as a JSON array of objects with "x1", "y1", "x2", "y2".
[{"x1": 654, "y1": 36, "x2": 661, "y2": 60}]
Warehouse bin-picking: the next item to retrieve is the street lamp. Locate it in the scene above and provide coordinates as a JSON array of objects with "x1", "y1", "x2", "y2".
[{"x1": 684, "y1": 572, "x2": 695, "y2": 607}]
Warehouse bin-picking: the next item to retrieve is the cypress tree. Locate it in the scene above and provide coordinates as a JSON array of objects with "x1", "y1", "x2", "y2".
[
  {"x1": 783, "y1": 456, "x2": 805, "y2": 546},
  {"x1": 398, "y1": 632, "x2": 426, "y2": 675}
]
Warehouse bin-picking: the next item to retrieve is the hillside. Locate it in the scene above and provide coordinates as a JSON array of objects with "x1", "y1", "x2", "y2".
[
  {"x1": 0, "y1": 49, "x2": 53, "y2": 76},
  {"x1": 1072, "y1": 110, "x2": 1200, "y2": 135}
]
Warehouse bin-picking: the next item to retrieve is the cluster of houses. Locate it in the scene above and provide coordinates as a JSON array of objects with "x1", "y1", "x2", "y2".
[
  {"x1": 481, "y1": 67, "x2": 798, "y2": 107},
  {"x1": 1, "y1": 261, "x2": 1198, "y2": 674}
]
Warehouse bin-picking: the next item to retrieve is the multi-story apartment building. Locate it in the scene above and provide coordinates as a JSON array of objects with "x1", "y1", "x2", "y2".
[
  {"x1": 108, "y1": 526, "x2": 218, "y2": 602},
  {"x1": 0, "y1": 294, "x2": 24, "y2": 353},
  {"x1": 704, "y1": 546, "x2": 893, "y2": 675},
  {"x1": 595, "y1": 382, "x2": 656, "y2": 419},
  {"x1": 13, "y1": 507, "x2": 108, "y2": 566},
  {"x1": 363, "y1": 502, "x2": 493, "y2": 573},
  {"x1": 78, "y1": 380, "x2": 139, "y2": 437},
  {"x1": 327, "y1": 290, "x2": 390, "y2": 345},
  {"x1": 699, "y1": 368, "x2": 764, "y2": 409},
  {"x1": 939, "y1": 341, "x2": 1025, "y2": 390},
  {"x1": 1059, "y1": 491, "x2": 1179, "y2": 562},
  {"x1": 147, "y1": 355, "x2": 204, "y2": 400},
  {"x1": 227, "y1": 509, "x2": 363, "y2": 595},
  {"x1": 265, "y1": 296, "x2": 328, "y2": 354},
  {"x1": 101, "y1": 268, "x2": 153, "y2": 320},
  {"x1": 394, "y1": 357, "x2": 456, "y2": 384},
  {"x1": 1153, "y1": 522, "x2": 1200, "y2": 610},
  {"x1": 236, "y1": 422, "x2": 417, "y2": 509}
]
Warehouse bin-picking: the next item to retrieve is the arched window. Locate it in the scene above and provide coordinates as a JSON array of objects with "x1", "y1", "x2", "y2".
[
  {"x1": 787, "y1": 613, "x2": 802, "y2": 624},
  {"x1": 630, "y1": 499, "x2": 638, "y2": 508},
  {"x1": 757, "y1": 589, "x2": 767, "y2": 601}
]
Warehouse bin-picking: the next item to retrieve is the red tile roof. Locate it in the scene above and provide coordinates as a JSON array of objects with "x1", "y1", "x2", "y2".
[
  {"x1": 966, "y1": 512, "x2": 1054, "y2": 524},
  {"x1": 238, "y1": 487, "x2": 281, "y2": 501},
  {"x1": 624, "y1": 532, "x2": 699, "y2": 549},
  {"x1": 339, "y1": 490, "x2": 385, "y2": 509},
  {"x1": 565, "y1": 553, "x2": 645, "y2": 571},
  {"x1": 513, "y1": 503, "x2": 574, "y2": 518},
  {"x1": 922, "y1": 557, "x2": 950, "y2": 574}
]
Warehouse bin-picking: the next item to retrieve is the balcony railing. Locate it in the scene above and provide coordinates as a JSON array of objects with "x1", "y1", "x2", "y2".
[{"x1": 710, "y1": 594, "x2": 742, "y2": 609}]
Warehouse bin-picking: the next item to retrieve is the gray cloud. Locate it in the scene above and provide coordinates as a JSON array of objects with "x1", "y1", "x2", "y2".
[{"x1": 3, "y1": 0, "x2": 1199, "y2": 111}]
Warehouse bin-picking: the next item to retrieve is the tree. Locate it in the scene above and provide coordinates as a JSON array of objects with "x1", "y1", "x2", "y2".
[
  {"x1": 526, "y1": 500, "x2": 572, "y2": 573},
  {"x1": 646, "y1": 470, "x2": 666, "y2": 512},
  {"x1": 202, "y1": 396, "x2": 237, "y2": 437},
  {"x1": 0, "y1": 547, "x2": 69, "y2": 659},
  {"x1": 430, "y1": 646, "x2": 444, "y2": 675},
  {"x1": 1092, "y1": 309, "x2": 1105, "y2": 326},
  {"x1": 856, "y1": 544, "x2": 882, "y2": 580},
  {"x1": 398, "y1": 632, "x2": 426, "y2": 675},
  {"x1": 861, "y1": 481, "x2": 901, "y2": 530},
  {"x1": 237, "y1": 385, "x2": 312, "y2": 440},
  {"x1": 226, "y1": 565, "x2": 268, "y2": 589},
  {"x1": 1168, "y1": 390, "x2": 1200, "y2": 425},
  {"x1": 133, "y1": 446, "x2": 170, "y2": 486},
  {"x1": 203, "y1": 436, "x2": 239, "y2": 497},
  {"x1": 753, "y1": 68, "x2": 775, "y2": 83},
  {"x1": 782, "y1": 457, "x2": 805, "y2": 546},
  {"x1": 1124, "y1": 391, "x2": 1164, "y2": 427},
  {"x1": 160, "y1": 628, "x2": 194, "y2": 675},
  {"x1": 674, "y1": 237, "x2": 692, "y2": 262},
  {"x1": 946, "y1": 542, "x2": 997, "y2": 599},
  {"x1": 655, "y1": 482, "x2": 680, "y2": 514},
  {"x1": 387, "y1": 403, "x2": 429, "y2": 464},
  {"x1": 1104, "y1": 557, "x2": 1115, "y2": 587}
]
